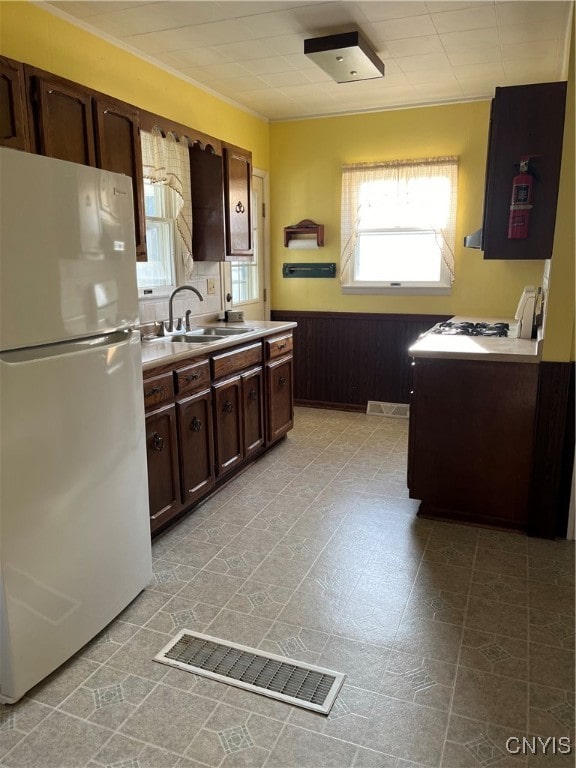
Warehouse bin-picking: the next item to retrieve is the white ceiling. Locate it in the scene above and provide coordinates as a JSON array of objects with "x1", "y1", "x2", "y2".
[{"x1": 43, "y1": 1, "x2": 573, "y2": 121}]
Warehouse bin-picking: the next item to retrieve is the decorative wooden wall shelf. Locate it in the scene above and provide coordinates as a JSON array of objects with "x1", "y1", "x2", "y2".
[{"x1": 284, "y1": 219, "x2": 325, "y2": 248}]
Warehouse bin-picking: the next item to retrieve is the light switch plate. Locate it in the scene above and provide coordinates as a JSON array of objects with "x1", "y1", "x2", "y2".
[{"x1": 207, "y1": 278, "x2": 216, "y2": 295}]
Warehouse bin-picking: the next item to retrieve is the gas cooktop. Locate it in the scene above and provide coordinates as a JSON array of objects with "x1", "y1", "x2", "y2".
[{"x1": 432, "y1": 321, "x2": 511, "y2": 337}]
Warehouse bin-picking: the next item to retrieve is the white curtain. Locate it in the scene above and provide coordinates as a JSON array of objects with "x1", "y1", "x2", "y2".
[
  {"x1": 141, "y1": 127, "x2": 193, "y2": 278},
  {"x1": 340, "y1": 156, "x2": 458, "y2": 284}
]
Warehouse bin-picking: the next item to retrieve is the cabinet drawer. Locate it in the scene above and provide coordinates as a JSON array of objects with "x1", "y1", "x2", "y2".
[
  {"x1": 175, "y1": 359, "x2": 210, "y2": 396},
  {"x1": 211, "y1": 342, "x2": 262, "y2": 380},
  {"x1": 265, "y1": 333, "x2": 293, "y2": 360},
  {"x1": 143, "y1": 372, "x2": 174, "y2": 409}
]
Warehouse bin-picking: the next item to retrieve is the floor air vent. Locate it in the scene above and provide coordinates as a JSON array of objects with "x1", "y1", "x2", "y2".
[
  {"x1": 154, "y1": 630, "x2": 345, "y2": 714},
  {"x1": 366, "y1": 401, "x2": 410, "y2": 418}
]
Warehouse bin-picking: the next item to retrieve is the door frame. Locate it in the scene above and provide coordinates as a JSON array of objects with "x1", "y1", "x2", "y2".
[{"x1": 221, "y1": 167, "x2": 270, "y2": 321}]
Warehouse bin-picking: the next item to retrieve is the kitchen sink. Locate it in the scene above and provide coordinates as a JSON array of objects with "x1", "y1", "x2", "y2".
[
  {"x1": 165, "y1": 334, "x2": 221, "y2": 344},
  {"x1": 144, "y1": 326, "x2": 256, "y2": 344},
  {"x1": 188, "y1": 327, "x2": 254, "y2": 337}
]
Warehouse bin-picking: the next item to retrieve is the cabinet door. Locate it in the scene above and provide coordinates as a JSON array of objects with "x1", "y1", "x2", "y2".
[
  {"x1": 0, "y1": 56, "x2": 30, "y2": 150},
  {"x1": 223, "y1": 144, "x2": 252, "y2": 258},
  {"x1": 213, "y1": 376, "x2": 243, "y2": 476},
  {"x1": 146, "y1": 403, "x2": 181, "y2": 533},
  {"x1": 31, "y1": 73, "x2": 96, "y2": 165},
  {"x1": 482, "y1": 82, "x2": 567, "y2": 260},
  {"x1": 177, "y1": 388, "x2": 215, "y2": 506},
  {"x1": 266, "y1": 356, "x2": 294, "y2": 444},
  {"x1": 241, "y1": 366, "x2": 264, "y2": 458},
  {"x1": 189, "y1": 144, "x2": 225, "y2": 261},
  {"x1": 407, "y1": 357, "x2": 538, "y2": 529},
  {"x1": 94, "y1": 97, "x2": 147, "y2": 260}
]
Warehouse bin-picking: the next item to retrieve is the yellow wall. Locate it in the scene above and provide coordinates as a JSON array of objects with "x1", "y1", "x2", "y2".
[
  {"x1": 0, "y1": 2, "x2": 269, "y2": 169},
  {"x1": 269, "y1": 103, "x2": 548, "y2": 317},
  {"x1": 2, "y1": 1, "x2": 573, "y2": 360},
  {"x1": 541, "y1": 18, "x2": 575, "y2": 363}
]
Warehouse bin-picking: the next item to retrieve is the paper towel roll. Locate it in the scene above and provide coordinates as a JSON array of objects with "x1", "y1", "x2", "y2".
[{"x1": 287, "y1": 238, "x2": 319, "y2": 250}]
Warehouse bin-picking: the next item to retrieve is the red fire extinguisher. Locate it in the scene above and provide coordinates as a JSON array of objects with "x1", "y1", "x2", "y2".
[{"x1": 508, "y1": 156, "x2": 536, "y2": 239}]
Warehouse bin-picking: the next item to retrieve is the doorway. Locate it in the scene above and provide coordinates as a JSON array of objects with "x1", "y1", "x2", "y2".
[{"x1": 223, "y1": 170, "x2": 270, "y2": 321}]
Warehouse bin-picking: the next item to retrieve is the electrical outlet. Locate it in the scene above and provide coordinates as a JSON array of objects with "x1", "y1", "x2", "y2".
[{"x1": 206, "y1": 278, "x2": 216, "y2": 295}]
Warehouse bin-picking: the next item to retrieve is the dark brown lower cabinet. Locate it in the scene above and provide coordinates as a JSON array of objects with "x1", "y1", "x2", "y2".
[
  {"x1": 407, "y1": 356, "x2": 539, "y2": 530},
  {"x1": 145, "y1": 402, "x2": 181, "y2": 534},
  {"x1": 213, "y1": 375, "x2": 243, "y2": 477},
  {"x1": 266, "y1": 356, "x2": 294, "y2": 444},
  {"x1": 143, "y1": 333, "x2": 294, "y2": 535},
  {"x1": 177, "y1": 388, "x2": 215, "y2": 507},
  {"x1": 242, "y1": 366, "x2": 264, "y2": 458}
]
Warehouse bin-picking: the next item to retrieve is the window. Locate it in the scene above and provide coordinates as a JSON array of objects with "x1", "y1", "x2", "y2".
[
  {"x1": 136, "y1": 128, "x2": 193, "y2": 297},
  {"x1": 136, "y1": 180, "x2": 177, "y2": 291},
  {"x1": 340, "y1": 156, "x2": 458, "y2": 294}
]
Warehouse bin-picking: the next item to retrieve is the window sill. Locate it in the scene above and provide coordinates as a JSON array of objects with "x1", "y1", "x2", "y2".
[{"x1": 341, "y1": 284, "x2": 452, "y2": 296}]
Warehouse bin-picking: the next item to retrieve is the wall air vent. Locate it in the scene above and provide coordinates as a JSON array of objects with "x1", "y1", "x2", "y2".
[{"x1": 304, "y1": 31, "x2": 385, "y2": 83}]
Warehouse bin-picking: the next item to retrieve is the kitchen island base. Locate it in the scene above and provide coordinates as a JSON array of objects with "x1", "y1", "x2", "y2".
[{"x1": 408, "y1": 356, "x2": 539, "y2": 532}]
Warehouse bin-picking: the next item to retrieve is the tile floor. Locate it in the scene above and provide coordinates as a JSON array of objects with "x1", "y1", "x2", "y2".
[{"x1": 1, "y1": 407, "x2": 574, "y2": 768}]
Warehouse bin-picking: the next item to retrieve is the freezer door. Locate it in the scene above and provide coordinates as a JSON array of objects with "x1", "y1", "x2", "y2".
[
  {"x1": 0, "y1": 148, "x2": 139, "y2": 351},
  {"x1": 0, "y1": 330, "x2": 151, "y2": 704}
]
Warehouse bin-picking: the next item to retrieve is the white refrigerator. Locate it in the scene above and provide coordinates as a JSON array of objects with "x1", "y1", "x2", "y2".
[{"x1": 0, "y1": 147, "x2": 152, "y2": 704}]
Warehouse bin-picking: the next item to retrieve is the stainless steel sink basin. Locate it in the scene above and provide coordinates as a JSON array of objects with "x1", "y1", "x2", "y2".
[
  {"x1": 166, "y1": 334, "x2": 221, "y2": 344},
  {"x1": 142, "y1": 326, "x2": 255, "y2": 344},
  {"x1": 188, "y1": 327, "x2": 254, "y2": 337}
]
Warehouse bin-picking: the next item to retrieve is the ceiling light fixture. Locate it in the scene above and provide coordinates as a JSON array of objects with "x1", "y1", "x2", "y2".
[{"x1": 304, "y1": 31, "x2": 385, "y2": 84}]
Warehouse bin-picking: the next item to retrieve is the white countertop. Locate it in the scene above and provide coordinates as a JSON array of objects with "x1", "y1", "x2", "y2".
[
  {"x1": 140, "y1": 319, "x2": 297, "y2": 372},
  {"x1": 408, "y1": 316, "x2": 542, "y2": 364}
]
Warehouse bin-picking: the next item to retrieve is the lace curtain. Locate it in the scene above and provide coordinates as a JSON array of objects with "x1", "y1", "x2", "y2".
[
  {"x1": 141, "y1": 127, "x2": 193, "y2": 278},
  {"x1": 340, "y1": 156, "x2": 458, "y2": 284}
]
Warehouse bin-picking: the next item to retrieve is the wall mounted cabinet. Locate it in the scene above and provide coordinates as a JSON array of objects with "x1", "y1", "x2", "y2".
[
  {"x1": 189, "y1": 143, "x2": 226, "y2": 262},
  {"x1": 481, "y1": 81, "x2": 567, "y2": 260},
  {"x1": 22, "y1": 66, "x2": 148, "y2": 261},
  {"x1": 94, "y1": 96, "x2": 147, "y2": 260},
  {"x1": 0, "y1": 56, "x2": 30, "y2": 151},
  {"x1": 223, "y1": 143, "x2": 253, "y2": 258},
  {"x1": 3, "y1": 57, "x2": 255, "y2": 267}
]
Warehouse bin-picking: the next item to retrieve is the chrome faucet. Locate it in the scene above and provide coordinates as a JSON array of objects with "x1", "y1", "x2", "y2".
[{"x1": 166, "y1": 285, "x2": 204, "y2": 334}]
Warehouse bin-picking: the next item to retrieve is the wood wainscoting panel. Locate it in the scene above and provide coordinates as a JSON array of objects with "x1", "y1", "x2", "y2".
[
  {"x1": 528, "y1": 361, "x2": 575, "y2": 539},
  {"x1": 271, "y1": 311, "x2": 449, "y2": 409}
]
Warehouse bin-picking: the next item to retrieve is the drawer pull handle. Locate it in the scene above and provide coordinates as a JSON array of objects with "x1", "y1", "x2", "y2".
[
  {"x1": 279, "y1": 376, "x2": 287, "y2": 388},
  {"x1": 249, "y1": 389, "x2": 257, "y2": 401},
  {"x1": 223, "y1": 400, "x2": 234, "y2": 414},
  {"x1": 150, "y1": 432, "x2": 164, "y2": 451},
  {"x1": 191, "y1": 417, "x2": 203, "y2": 432},
  {"x1": 277, "y1": 342, "x2": 286, "y2": 349},
  {"x1": 185, "y1": 373, "x2": 200, "y2": 382},
  {"x1": 235, "y1": 201, "x2": 245, "y2": 214},
  {"x1": 145, "y1": 386, "x2": 162, "y2": 398}
]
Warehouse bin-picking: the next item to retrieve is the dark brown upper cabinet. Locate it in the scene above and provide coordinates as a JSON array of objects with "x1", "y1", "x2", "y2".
[
  {"x1": 28, "y1": 70, "x2": 96, "y2": 166},
  {"x1": 223, "y1": 142, "x2": 253, "y2": 259},
  {"x1": 0, "y1": 56, "x2": 30, "y2": 151},
  {"x1": 94, "y1": 97, "x2": 147, "y2": 260},
  {"x1": 189, "y1": 142, "x2": 226, "y2": 262},
  {"x1": 482, "y1": 81, "x2": 567, "y2": 260}
]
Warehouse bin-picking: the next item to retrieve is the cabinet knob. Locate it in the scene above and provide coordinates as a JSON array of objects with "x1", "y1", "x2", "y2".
[
  {"x1": 277, "y1": 342, "x2": 286, "y2": 350},
  {"x1": 249, "y1": 389, "x2": 257, "y2": 401},
  {"x1": 150, "y1": 432, "x2": 165, "y2": 451},
  {"x1": 223, "y1": 400, "x2": 234, "y2": 413},
  {"x1": 279, "y1": 376, "x2": 287, "y2": 388},
  {"x1": 191, "y1": 416, "x2": 203, "y2": 432},
  {"x1": 185, "y1": 373, "x2": 199, "y2": 382},
  {"x1": 235, "y1": 201, "x2": 245, "y2": 214},
  {"x1": 145, "y1": 386, "x2": 162, "y2": 398}
]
